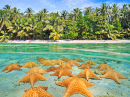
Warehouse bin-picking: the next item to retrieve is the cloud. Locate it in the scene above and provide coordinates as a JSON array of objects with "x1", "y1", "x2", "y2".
[{"x1": 0, "y1": 0, "x2": 129, "y2": 13}]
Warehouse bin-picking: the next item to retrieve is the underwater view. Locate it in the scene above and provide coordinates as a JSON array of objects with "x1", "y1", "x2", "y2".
[{"x1": 0, "y1": 43, "x2": 130, "y2": 97}]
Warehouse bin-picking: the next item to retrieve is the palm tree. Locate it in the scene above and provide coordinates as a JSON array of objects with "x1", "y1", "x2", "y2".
[
  {"x1": 120, "y1": 4, "x2": 127, "y2": 28},
  {"x1": 95, "y1": 7, "x2": 101, "y2": 16},
  {"x1": 24, "y1": 8, "x2": 35, "y2": 17},
  {"x1": 60, "y1": 10, "x2": 68, "y2": 20},
  {"x1": 72, "y1": 8, "x2": 81, "y2": 21},
  {"x1": 3, "y1": 5, "x2": 11, "y2": 10},
  {"x1": 100, "y1": 3, "x2": 108, "y2": 23},
  {"x1": 84, "y1": 6, "x2": 92, "y2": 15},
  {"x1": 112, "y1": 4, "x2": 119, "y2": 23},
  {"x1": 37, "y1": 8, "x2": 49, "y2": 21}
]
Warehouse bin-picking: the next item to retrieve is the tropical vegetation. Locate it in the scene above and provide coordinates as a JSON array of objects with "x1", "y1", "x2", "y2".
[{"x1": 0, "y1": 3, "x2": 130, "y2": 42}]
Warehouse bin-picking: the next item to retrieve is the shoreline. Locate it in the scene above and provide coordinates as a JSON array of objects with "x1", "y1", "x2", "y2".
[{"x1": 5, "y1": 39, "x2": 130, "y2": 43}]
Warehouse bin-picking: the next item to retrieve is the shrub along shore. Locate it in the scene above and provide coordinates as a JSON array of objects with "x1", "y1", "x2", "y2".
[{"x1": 0, "y1": 3, "x2": 130, "y2": 42}]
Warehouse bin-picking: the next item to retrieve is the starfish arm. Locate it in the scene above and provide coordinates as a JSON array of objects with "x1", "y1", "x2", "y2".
[
  {"x1": 6, "y1": 66, "x2": 13, "y2": 73},
  {"x1": 2, "y1": 66, "x2": 8, "y2": 71},
  {"x1": 23, "y1": 88, "x2": 54, "y2": 97},
  {"x1": 29, "y1": 73, "x2": 36, "y2": 87},
  {"x1": 6, "y1": 65, "x2": 22, "y2": 73},
  {"x1": 92, "y1": 73, "x2": 102, "y2": 80},
  {"x1": 63, "y1": 79, "x2": 94, "y2": 97},
  {"x1": 100, "y1": 72, "x2": 112, "y2": 79},
  {"x1": 112, "y1": 74, "x2": 120, "y2": 84},
  {"x1": 32, "y1": 63, "x2": 40, "y2": 67},
  {"x1": 50, "y1": 69, "x2": 60, "y2": 76},
  {"x1": 55, "y1": 77, "x2": 75, "y2": 87},
  {"x1": 34, "y1": 73, "x2": 49, "y2": 81},
  {"x1": 116, "y1": 72, "x2": 127, "y2": 79},
  {"x1": 76, "y1": 70, "x2": 86, "y2": 77},
  {"x1": 30, "y1": 64, "x2": 33, "y2": 69},
  {"x1": 58, "y1": 69, "x2": 73, "y2": 78},
  {"x1": 80, "y1": 78, "x2": 95, "y2": 87},
  {"x1": 17, "y1": 73, "x2": 31, "y2": 82}
]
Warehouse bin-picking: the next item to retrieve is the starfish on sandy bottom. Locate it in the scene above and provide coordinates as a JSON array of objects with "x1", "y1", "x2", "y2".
[
  {"x1": 96, "y1": 64, "x2": 113, "y2": 71},
  {"x1": 50, "y1": 68, "x2": 73, "y2": 78},
  {"x1": 23, "y1": 86, "x2": 54, "y2": 97},
  {"x1": 61, "y1": 58, "x2": 69, "y2": 62},
  {"x1": 58, "y1": 63, "x2": 72, "y2": 69},
  {"x1": 76, "y1": 69, "x2": 102, "y2": 81},
  {"x1": 79, "y1": 63, "x2": 94, "y2": 69},
  {"x1": 86, "y1": 60, "x2": 96, "y2": 65},
  {"x1": 17, "y1": 72, "x2": 49, "y2": 87},
  {"x1": 54, "y1": 60, "x2": 63, "y2": 65},
  {"x1": 46, "y1": 67, "x2": 59, "y2": 72},
  {"x1": 51, "y1": 60, "x2": 58, "y2": 64},
  {"x1": 24, "y1": 86, "x2": 48, "y2": 92},
  {"x1": 22, "y1": 61, "x2": 40, "y2": 69},
  {"x1": 74, "y1": 58, "x2": 84, "y2": 62},
  {"x1": 56, "y1": 77, "x2": 94, "y2": 97},
  {"x1": 68, "y1": 60, "x2": 80, "y2": 67},
  {"x1": 35, "y1": 57, "x2": 47, "y2": 62},
  {"x1": 100, "y1": 70, "x2": 127, "y2": 84},
  {"x1": 25, "y1": 67, "x2": 47, "y2": 75},
  {"x1": 39, "y1": 60, "x2": 53, "y2": 66},
  {"x1": 2, "y1": 63, "x2": 22, "y2": 73}
]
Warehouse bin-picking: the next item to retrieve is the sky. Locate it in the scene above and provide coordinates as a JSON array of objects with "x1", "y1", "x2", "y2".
[{"x1": 0, "y1": 0, "x2": 129, "y2": 13}]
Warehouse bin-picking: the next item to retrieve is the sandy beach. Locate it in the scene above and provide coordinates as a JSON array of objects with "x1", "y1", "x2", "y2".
[{"x1": 6, "y1": 40, "x2": 130, "y2": 43}]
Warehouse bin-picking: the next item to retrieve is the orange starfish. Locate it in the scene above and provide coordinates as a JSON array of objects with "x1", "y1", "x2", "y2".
[
  {"x1": 79, "y1": 63, "x2": 94, "y2": 69},
  {"x1": 40, "y1": 60, "x2": 53, "y2": 66},
  {"x1": 22, "y1": 61, "x2": 40, "y2": 69},
  {"x1": 54, "y1": 60, "x2": 63, "y2": 65},
  {"x1": 25, "y1": 67, "x2": 47, "y2": 75},
  {"x1": 24, "y1": 86, "x2": 48, "y2": 92},
  {"x1": 68, "y1": 60, "x2": 80, "y2": 67},
  {"x1": 96, "y1": 64, "x2": 113, "y2": 71},
  {"x1": 35, "y1": 57, "x2": 47, "y2": 62},
  {"x1": 16, "y1": 72, "x2": 49, "y2": 87},
  {"x1": 61, "y1": 58, "x2": 69, "y2": 62},
  {"x1": 76, "y1": 69, "x2": 101, "y2": 81},
  {"x1": 100, "y1": 70, "x2": 127, "y2": 84},
  {"x1": 2, "y1": 63, "x2": 22, "y2": 73},
  {"x1": 56, "y1": 77, "x2": 94, "y2": 97},
  {"x1": 56, "y1": 76, "x2": 95, "y2": 88},
  {"x1": 51, "y1": 60, "x2": 58, "y2": 64},
  {"x1": 46, "y1": 67, "x2": 59, "y2": 72},
  {"x1": 74, "y1": 58, "x2": 84, "y2": 62},
  {"x1": 86, "y1": 60, "x2": 96, "y2": 65},
  {"x1": 50, "y1": 68, "x2": 73, "y2": 78},
  {"x1": 23, "y1": 86, "x2": 54, "y2": 97},
  {"x1": 58, "y1": 63, "x2": 72, "y2": 69}
]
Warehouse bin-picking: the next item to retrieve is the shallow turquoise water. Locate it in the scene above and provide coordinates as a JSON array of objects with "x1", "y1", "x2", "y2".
[{"x1": 0, "y1": 43, "x2": 130, "y2": 97}]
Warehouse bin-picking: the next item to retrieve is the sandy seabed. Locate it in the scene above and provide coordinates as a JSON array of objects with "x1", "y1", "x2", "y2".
[{"x1": 0, "y1": 40, "x2": 130, "y2": 97}]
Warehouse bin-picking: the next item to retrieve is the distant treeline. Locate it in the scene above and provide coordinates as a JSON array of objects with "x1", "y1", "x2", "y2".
[{"x1": 0, "y1": 3, "x2": 130, "y2": 41}]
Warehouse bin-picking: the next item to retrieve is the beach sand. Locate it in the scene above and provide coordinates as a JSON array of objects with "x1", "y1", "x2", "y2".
[{"x1": 6, "y1": 40, "x2": 130, "y2": 44}]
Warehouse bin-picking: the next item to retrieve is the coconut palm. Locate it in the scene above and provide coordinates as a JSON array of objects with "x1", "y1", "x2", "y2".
[
  {"x1": 72, "y1": 8, "x2": 81, "y2": 21},
  {"x1": 84, "y1": 6, "x2": 92, "y2": 15},
  {"x1": 112, "y1": 4, "x2": 119, "y2": 23},
  {"x1": 24, "y1": 8, "x2": 35, "y2": 17},
  {"x1": 3, "y1": 5, "x2": 11, "y2": 10},
  {"x1": 60, "y1": 10, "x2": 68, "y2": 20}
]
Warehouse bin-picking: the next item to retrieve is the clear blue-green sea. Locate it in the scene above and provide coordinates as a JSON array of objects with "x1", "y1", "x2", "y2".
[{"x1": 0, "y1": 43, "x2": 130, "y2": 97}]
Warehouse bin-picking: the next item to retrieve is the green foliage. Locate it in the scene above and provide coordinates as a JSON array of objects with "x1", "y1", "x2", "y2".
[
  {"x1": 113, "y1": 20, "x2": 122, "y2": 31},
  {"x1": 0, "y1": 31, "x2": 9, "y2": 42},
  {"x1": 0, "y1": 4, "x2": 129, "y2": 41}
]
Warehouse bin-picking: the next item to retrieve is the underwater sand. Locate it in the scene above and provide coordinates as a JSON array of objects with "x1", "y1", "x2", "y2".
[
  {"x1": 0, "y1": 43, "x2": 130, "y2": 97},
  {"x1": 0, "y1": 54, "x2": 130, "y2": 97}
]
